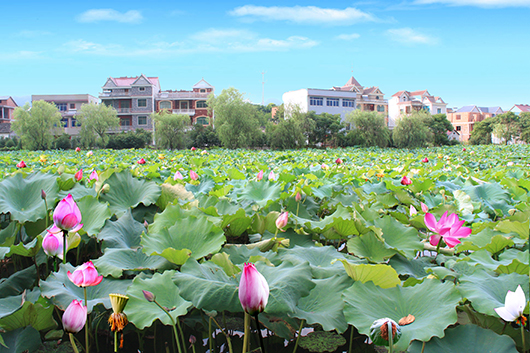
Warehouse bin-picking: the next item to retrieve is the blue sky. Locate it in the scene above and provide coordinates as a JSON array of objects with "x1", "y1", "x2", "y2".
[{"x1": 2, "y1": 0, "x2": 529, "y2": 110}]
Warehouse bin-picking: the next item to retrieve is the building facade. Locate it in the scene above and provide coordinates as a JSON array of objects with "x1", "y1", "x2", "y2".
[
  {"x1": 446, "y1": 105, "x2": 503, "y2": 142},
  {"x1": 31, "y1": 94, "x2": 98, "y2": 136},
  {"x1": 388, "y1": 90, "x2": 447, "y2": 128},
  {"x1": 0, "y1": 96, "x2": 17, "y2": 139},
  {"x1": 282, "y1": 76, "x2": 388, "y2": 123},
  {"x1": 509, "y1": 104, "x2": 530, "y2": 115}
]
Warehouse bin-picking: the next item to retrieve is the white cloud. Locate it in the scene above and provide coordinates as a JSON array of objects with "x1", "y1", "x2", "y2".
[
  {"x1": 0, "y1": 51, "x2": 43, "y2": 61},
  {"x1": 190, "y1": 29, "x2": 256, "y2": 43},
  {"x1": 229, "y1": 5, "x2": 376, "y2": 25},
  {"x1": 386, "y1": 28, "x2": 437, "y2": 45},
  {"x1": 77, "y1": 9, "x2": 143, "y2": 24},
  {"x1": 335, "y1": 33, "x2": 361, "y2": 41},
  {"x1": 17, "y1": 30, "x2": 52, "y2": 38},
  {"x1": 414, "y1": 0, "x2": 530, "y2": 6}
]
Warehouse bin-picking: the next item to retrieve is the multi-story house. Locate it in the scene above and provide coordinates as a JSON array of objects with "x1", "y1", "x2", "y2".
[
  {"x1": 100, "y1": 74, "x2": 161, "y2": 131},
  {"x1": 509, "y1": 104, "x2": 530, "y2": 115},
  {"x1": 282, "y1": 76, "x2": 388, "y2": 123},
  {"x1": 446, "y1": 105, "x2": 503, "y2": 142},
  {"x1": 156, "y1": 78, "x2": 214, "y2": 125},
  {"x1": 31, "y1": 94, "x2": 98, "y2": 136},
  {"x1": 388, "y1": 90, "x2": 447, "y2": 128},
  {"x1": 0, "y1": 96, "x2": 17, "y2": 138}
]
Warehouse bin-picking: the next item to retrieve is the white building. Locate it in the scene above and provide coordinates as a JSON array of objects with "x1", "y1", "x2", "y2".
[{"x1": 388, "y1": 90, "x2": 447, "y2": 128}]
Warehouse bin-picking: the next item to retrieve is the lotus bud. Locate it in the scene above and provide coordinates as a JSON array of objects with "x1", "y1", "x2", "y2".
[
  {"x1": 89, "y1": 170, "x2": 98, "y2": 181},
  {"x1": 41, "y1": 189, "x2": 47, "y2": 200},
  {"x1": 422, "y1": 157, "x2": 429, "y2": 163},
  {"x1": 137, "y1": 158, "x2": 146, "y2": 164},
  {"x1": 62, "y1": 299, "x2": 87, "y2": 334},
  {"x1": 189, "y1": 335, "x2": 197, "y2": 347},
  {"x1": 42, "y1": 231, "x2": 66, "y2": 259},
  {"x1": 335, "y1": 158, "x2": 343, "y2": 165},
  {"x1": 53, "y1": 194, "x2": 83, "y2": 232},
  {"x1": 295, "y1": 191, "x2": 302, "y2": 202},
  {"x1": 100, "y1": 184, "x2": 110, "y2": 194},
  {"x1": 191, "y1": 147, "x2": 196, "y2": 151},
  {"x1": 67, "y1": 261, "x2": 103, "y2": 287},
  {"x1": 74, "y1": 169, "x2": 83, "y2": 182},
  {"x1": 421, "y1": 202, "x2": 429, "y2": 213},
  {"x1": 257, "y1": 170, "x2": 264, "y2": 181},
  {"x1": 370, "y1": 318, "x2": 401, "y2": 346},
  {"x1": 409, "y1": 205, "x2": 417, "y2": 216},
  {"x1": 174, "y1": 171, "x2": 183, "y2": 180},
  {"x1": 238, "y1": 263, "x2": 269, "y2": 315},
  {"x1": 190, "y1": 170, "x2": 199, "y2": 181},
  {"x1": 401, "y1": 175, "x2": 412, "y2": 185},
  {"x1": 86, "y1": 151, "x2": 93, "y2": 157},
  {"x1": 142, "y1": 290, "x2": 156, "y2": 302},
  {"x1": 268, "y1": 171, "x2": 276, "y2": 181},
  {"x1": 75, "y1": 147, "x2": 81, "y2": 152},
  {"x1": 275, "y1": 212, "x2": 289, "y2": 231},
  {"x1": 16, "y1": 160, "x2": 26, "y2": 168},
  {"x1": 321, "y1": 163, "x2": 329, "y2": 170}
]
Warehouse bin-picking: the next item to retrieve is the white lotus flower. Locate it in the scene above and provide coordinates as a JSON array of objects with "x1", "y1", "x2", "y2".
[{"x1": 494, "y1": 285, "x2": 527, "y2": 324}]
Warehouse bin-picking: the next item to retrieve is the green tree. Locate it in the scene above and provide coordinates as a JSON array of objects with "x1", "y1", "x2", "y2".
[
  {"x1": 425, "y1": 113, "x2": 454, "y2": 146},
  {"x1": 187, "y1": 124, "x2": 220, "y2": 148},
  {"x1": 469, "y1": 116, "x2": 497, "y2": 145},
  {"x1": 151, "y1": 111, "x2": 190, "y2": 149},
  {"x1": 207, "y1": 88, "x2": 261, "y2": 149},
  {"x1": 305, "y1": 112, "x2": 343, "y2": 147},
  {"x1": 518, "y1": 112, "x2": 530, "y2": 144},
  {"x1": 77, "y1": 103, "x2": 120, "y2": 147},
  {"x1": 492, "y1": 112, "x2": 521, "y2": 144},
  {"x1": 11, "y1": 101, "x2": 63, "y2": 150},
  {"x1": 345, "y1": 110, "x2": 390, "y2": 148},
  {"x1": 392, "y1": 111, "x2": 433, "y2": 148}
]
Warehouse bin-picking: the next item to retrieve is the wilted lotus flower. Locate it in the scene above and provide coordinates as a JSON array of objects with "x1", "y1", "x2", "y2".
[
  {"x1": 74, "y1": 169, "x2": 83, "y2": 182},
  {"x1": 268, "y1": 171, "x2": 276, "y2": 181},
  {"x1": 401, "y1": 175, "x2": 412, "y2": 185},
  {"x1": 257, "y1": 170, "x2": 264, "y2": 181},
  {"x1": 137, "y1": 158, "x2": 146, "y2": 164},
  {"x1": 238, "y1": 263, "x2": 269, "y2": 315},
  {"x1": 52, "y1": 194, "x2": 83, "y2": 232},
  {"x1": 89, "y1": 170, "x2": 98, "y2": 181},
  {"x1": 62, "y1": 299, "x2": 87, "y2": 334},
  {"x1": 425, "y1": 212, "x2": 471, "y2": 248},
  {"x1": 275, "y1": 212, "x2": 288, "y2": 231},
  {"x1": 16, "y1": 160, "x2": 26, "y2": 168},
  {"x1": 75, "y1": 147, "x2": 81, "y2": 152},
  {"x1": 42, "y1": 231, "x2": 66, "y2": 259},
  {"x1": 494, "y1": 285, "x2": 527, "y2": 326},
  {"x1": 67, "y1": 261, "x2": 103, "y2": 287},
  {"x1": 108, "y1": 293, "x2": 129, "y2": 333},
  {"x1": 370, "y1": 318, "x2": 401, "y2": 346},
  {"x1": 190, "y1": 170, "x2": 199, "y2": 180},
  {"x1": 174, "y1": 171, "x2": 183, "y2": 180}
]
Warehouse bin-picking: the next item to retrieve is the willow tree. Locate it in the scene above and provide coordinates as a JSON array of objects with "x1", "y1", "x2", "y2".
[
  {"x1": 77, "y1": 103, "x2": 120, "y2": 148},
  {"x1": 12, "y1": 101, "x2": 63, "y2": 150},
  {"x1": 151, "y1": 111, "x2": 190, "y2": 149}
]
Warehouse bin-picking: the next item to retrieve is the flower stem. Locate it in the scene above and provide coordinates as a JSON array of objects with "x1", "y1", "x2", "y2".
[
  {"x1": 209, "y1": 316, "x2": 214, "y2": 353},
  {"x1": 69, "y1": 333, "x2": 80, "y2": 353},
  {"x1": 387, "y1": 321, "x2": 393, "y2": 353},
  {"x1": 348, "y1": 325, "x2": 354, "y2": 353},
  {"x1": 242, "y1": 313, "x2": 250, "y2": 353},
  {"x1": 292, "y1": 319, "x2": 304, "y2": 353},
  {"x1": 114, "y1": 331, "x2": 118, "y2": 352},
  {"x1": 254, "y1": 314, "x2": 265, "y2": 353},
  {"x1": 176, "y1": 316, "x2": 187, "y2": 353},
  {"x1": 62, "y1": 230, "x2": 67, "y2": 264},
  {"x1": 154, "y1": 301, "x2": 182, "y2": 353},
  {"x1": 522, "y1": 324, "x2": 526, "y2": 353},
  {"x1": 84, "y1": 287, "x2": 89, "y2": 353},
  {"x1": 211, "y1": 316, "x2": 233, "y2": 353},
  {"x1": 420, "y1": 341, "x2": 425, "y2": 353}
]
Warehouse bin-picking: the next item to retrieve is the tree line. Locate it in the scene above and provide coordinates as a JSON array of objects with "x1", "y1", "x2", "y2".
[{"x1": 469, "y1": 112, "x2": 530, "y2": 145}]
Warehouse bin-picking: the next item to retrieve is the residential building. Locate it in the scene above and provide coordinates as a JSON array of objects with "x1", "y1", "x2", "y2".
[
  {"x1": 31, "y1": 94, "x2": 98, "y2": 136},
  {"x1": 282, "y1": 76, "x2": 388, "y2": 123},
  {"x1": 508, "y1": 104, "x2": 530, "y2": 115},
  {"x1": 388, "y1": 90, "x2": 447, "y2": 128},
  {"x1": 446, "y1": 105, "x2": 503, "y2": 142},
  {"x1": 0, "y1": 96, "x2": 17, "y2": 124}
]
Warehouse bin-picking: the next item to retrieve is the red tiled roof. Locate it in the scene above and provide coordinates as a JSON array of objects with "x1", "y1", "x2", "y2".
[
  {"x1": 343, "y1": 76, "x2": 362, "y2": 88},
  {"x1": 392, "y1": 90, "x2": 407, "y2": 97},
  {"x1": 409, "y1": 90, "x2": 428, "y2": 97},
  {"x1": 513, "y1": 104, "x2": 530, "y2": 112},
  {"x1": 110, "y1": 76, "x2": 160, "y2": 88}
]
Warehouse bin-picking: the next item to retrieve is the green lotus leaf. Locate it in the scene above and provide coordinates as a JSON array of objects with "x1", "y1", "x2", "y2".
[
  {"x1": 210, "y1": 253, "x2": 241, "y2": 277},
  {"x1": 461, "y1": 249, "x2": 529, "y2": 275},
  {"x1": 57, "y1": 182, "x2": 97, "y2": 202},
  {"x1": 347, "y1": 232, "x2": 397, "y2": 263},
  {"x1": 0, "y1": 266, "x2": 36, "y2": 298},
  {"x1": 495, "y1": 219, "x2": 529, "y2": 239},
  {"x1": 343, "y1": 279, "x2": 461, "y2": 351},
  {"x1": 336, "y1": 260, "x2": 400, "y2": 288},
  {"x1": 457, "y1": 270, "x2": 529, "y2": 317},
  {"x1": 0, "y1": 326, "x2": 41, "y2": 353},
  {"x1": 173, "y1": 259, "x2": 241, "y2": 313},
  {"x1": 408, "y1": 324, "x2": 518, "y2": 353},
  {"x1": 75, "y1": 195, "x2": 111, "y2": 237},
  {"x1": 100, "y1": 170, "x2": 161, "y2": 217},
  {"x1": 40, "y1": 263, "x2": 132, "y2": 313},
  {"x1": 372, "y1": 215, "x2": 424, "y2": 258},
  {"x1": 93, "y1": 248, "x2": 173, "y2": 278},
  {"x1": 156, "y1": 183, "x2": 194, "y2": 210},
  {"x1": 124, "y1": 271, "x2": 192, "y2": 329},
  {"x1": 142, "y1": 215, "x2": 225, "y2": 265},
  {"x1": 291, "y1": 205, "x2": 358, "y2": 238},
  {"x1": 0, "y1": 223, "x2": 16, "y2": 247},
  {"x1": 292, "y1": 274, "x2": 352, "y2": 332},
  {"x1": 298, "y1": 331, "x2": 346, "y2": 353},
  {"x1": 148, "y1": 203, "x2": 218, "y2": 236},
  {"x1": 96, "y1": 209, "x2": 145, "y2": 250},
  {"x1": 387, "y1": 254, "x2": 432, "y2": 279},
  {"x1": 0, "y1": 295, "x2": 25, "y2": 320},
  {"x1": 7, "y1": 237, "x2": 41, "y2": 258},
  {"x1": 236, "y1": 181, "x2": 282, "y2": 207},
  {"x1": 0, "y1": 298, "x2": 56, "y2": 332},
  {"x1": 220, "y1": 208, "x2": 252, "y2": 237},
  {"x1": 462, "y1": 182, "x2": 512, "y2": 216},
  {"x1": 0, "y1": 172, "x2": 59, "y2": 223},
  {"x1": 185, "y1": 177, "x2": 216, "y2": 196}
]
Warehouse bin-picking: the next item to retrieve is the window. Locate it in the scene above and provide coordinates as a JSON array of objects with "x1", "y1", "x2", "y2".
[
  {"x1": 200, "y1": 89, "x2": 206, "y2": 93},
  {"x1": 196, "y1": 101, "x2": 208, "y2": 108},
  {"x1": 456, "y1": 126, "x2": 461, "y2": 131},
  {"x1": 159, "y1": 101, "x2": 172, "y2": 110},
  {"x1": 406, "y1": 106, "x2": 411, "y2": 114},
  {"x1": 402, "y1": 96, "x2": 407, "y2": 102},
  {"x1": 326, "y1": 98, "x2": 339, "y2": 107},
  {"x1": 56, "y1": 103, "x2": 67, "y2": 112},
  {"x1": 342, "y1": 99, "x2": 355, "y2": 107},
  {"x1": 437, "y1": 108, "x2": 441, "y2": 114},
  {"x1": 377, "y1": 105, "x2": 385, "y2": 112},
  {"x1": 456, "y1": 115, "x2": 461, "y2": 120},
  {"x1": 61, "y1": 118, "x2": 68, "y2": 127},
  {"x1": 180, "y1": 101, "x2": 188, "y2": 109},
  {"x1": 139, "y1": 87, "x2": 146, "y2": 91},
  {"x1": 70, "y1": 103, "x2": 76, "y2": 109},
  {"x1": 376, "y1": 96, "x2": 379, "y2": 100},
  {"x1": 71, "y1": 118, "x2": 77, "y2": 127},
  {"x1": 120, "y1": 118, "x2": 131, "y2": 126},
  {"x1": 310, "y1": 97, "x2": 323, "y2": 106},
  {"x1": 138, "y1": 99, "x2": 147, "y2": 107},
  {"x1": 196, "y1": 116, "x2": 209, "y2": 125},
  {"x1": 138, "y1": 116, "x2": 147, "y2": 125}
]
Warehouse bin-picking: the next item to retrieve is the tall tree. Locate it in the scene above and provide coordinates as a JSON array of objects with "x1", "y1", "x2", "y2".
[
  {"x1": 77, "y1": 103, "x2": 120, "y2": 147},
  {"x1": 151, "y1": 111, "x2": 190, "y2": 149},
  {"x1": 425, "y1": 113, "x2": 454, "y2": 146},
  {"x1": 392, "y1": 111, "x2": 433, "y2": 148},
  {"x1": 207, "y1": 88, "x2": 261, "y2": 149},
  {"x1": 518, "y1": 112, "x2": 530, "y2": 144},
  {"x1": 492, "y1": 112, "x2": 521, "y2": 144},
  {"x1": 469, "y1": 116, "x2": 497, "y2": 145},
  {"x1": 345, "y1": 110, "x2": 390, "y2": 148},
  {"x1": 11, "y1": 101, "x2": 63, "y2": 150}
]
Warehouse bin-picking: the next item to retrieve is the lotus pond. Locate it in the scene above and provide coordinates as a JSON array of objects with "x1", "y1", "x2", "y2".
[{"x1": 0, "y1": 145, "x2": 528, "y2": 353}]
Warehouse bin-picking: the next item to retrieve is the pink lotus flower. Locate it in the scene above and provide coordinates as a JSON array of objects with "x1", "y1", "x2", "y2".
[
  {"x1": 424, "y1": 212, "x2": 471, "y2": 248},
  {"x1": 257, "y1": 170, "x2": 264, "y2": 181},
  {"x1": 321, "y1": 163, "x2": 329, "y2": 170},
  {"x1": 422, "y1": 157, "x2": 429, "y2": 163},
  {"x1": 421, "y1": 202, "x2": 429, "y2": 213},
  {"x1": 75, "y1": 147, "x2": 81, "y2": 152},
  {"x1": 86, "y1": 151, "x2": 93, "y2": 157},
  {"x1": 295, "y1": 192, "x2": 302, "y2": 202},
  {"x1": 275, "y1": 212, "x2": 288, "y2": 231},
  {"x1": 137, "y1": 158, "x2": 146, "y2": 164},
  {"x1": 268, "y1": 171, "x2": 276, "y2": 181},
  {"x1": 89, "y1": 170, "x2": 98, "y2": 181},
  {"x1": 336, "y1": 158, "x2": 343, "y2": 165},
  {"x1": 52, "y1": 194, "x2": 82, "y2": 232},
  {"x1": 401, "y1": 175, "x2": 412, "y2": 185},
  {"x1": 74, "y1": 169, "x2": 83, "y2": 182},
  {"x1": 174, "y1": 171, "x2": 183, "y2": 180},
  {"x1": 62, "y1": 299, "x2": 87, "y2": 333},
  {"x1": 67, "y1": 261, "x2": 103, "y2": 287},
  {"x1": 191, "y1": 147, "x2": 196, "y2": 151},
  {"x1": 238, "y1": 263, "x2": 269, "y2": 315},
  {"x1": 190, "y1": 170, "x2": 199, "y2": 180},
  {"x1": 462, "y1": 148, "x2": 466, "y2": 151},
  {"x1": 16, "y1": 160, "x2": 26, "y2": 168},
  {"x1": 42, "y1": 231, "x2": 66, "y2": 259}
]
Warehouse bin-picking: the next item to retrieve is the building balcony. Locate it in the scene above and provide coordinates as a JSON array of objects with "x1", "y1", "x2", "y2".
[
  {"x1": 116, "y1": 108, "x2": 132, "y2": 114},
  {"x1": 173, "y1": 109, "x2": 195, "y2": 115},
  {"x1": 159, "y1": 92, "x2": 210, "y2": 99}
]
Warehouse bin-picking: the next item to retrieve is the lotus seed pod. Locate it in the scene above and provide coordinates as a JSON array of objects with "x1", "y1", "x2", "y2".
[{"x1": 370, "y1": 318, "x2": 401, "y2": 346}]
